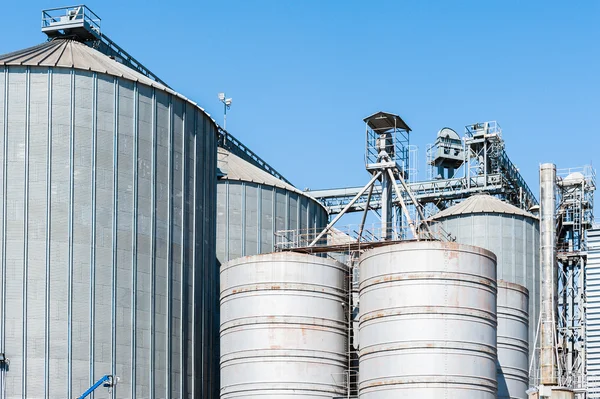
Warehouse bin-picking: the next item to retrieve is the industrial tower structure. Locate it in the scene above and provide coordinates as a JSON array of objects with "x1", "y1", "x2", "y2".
[{"x1": 555, "y1": 167, "x2": 596, "y2": 392}]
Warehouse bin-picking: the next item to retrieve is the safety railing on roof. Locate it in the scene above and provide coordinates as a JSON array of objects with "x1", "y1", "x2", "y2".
[
  {"x1": 218, "y1": 128, "x2": 293, "y2": 186},
  {"x1": 42, "y1": 5, "x2": 101, "y2": 35}
]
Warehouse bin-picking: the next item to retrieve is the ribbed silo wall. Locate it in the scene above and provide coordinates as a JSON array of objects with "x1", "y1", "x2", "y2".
[
  {"x1": 0, "y1": 66, "x2": 218, "y2": 398},
  {"x1": 497, "y1": 280, "x2": 529, "y2": 399},
  {"x1": 220, "y1": 252, "x2": 348, "y2": 398},
  {"x1": 434, "y1": 213, "x2": 539, "y2": 366},
  {"x1": 358, "y1": 241, "x2": 497, "y2": 399},
  {"x1": 216, "y1": 180, "x2": 328, "y2": 263}
]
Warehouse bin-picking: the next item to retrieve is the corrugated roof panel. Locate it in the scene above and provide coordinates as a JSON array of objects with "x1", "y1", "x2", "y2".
[
  {"x1": 0, "y1": 38, "x2": 221, "y2": 129},
  {"x1": 218, "y1": 147, "x2": 306, "y2": 196},
  {"x1": 0, "y1": 39, "x2": 166, "y2": 89},
  {"x1": 431, "y1": 194, "x2": 536, "y2": 219}
]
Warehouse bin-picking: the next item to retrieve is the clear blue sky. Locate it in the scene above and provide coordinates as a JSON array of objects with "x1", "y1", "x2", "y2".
[{"x1": 1, "y1": 1, "x2": 598, "y2": 203}]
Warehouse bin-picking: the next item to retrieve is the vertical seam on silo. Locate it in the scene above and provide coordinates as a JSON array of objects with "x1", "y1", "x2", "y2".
[
  {"x1": 89, "y1": 72, "x2": 98, "y2": 391},
  {"x1": 257, "y1": 184, "x2": 262, "y2": 255},
  {"x1": 111, "y1": 78, "x2": 119, "y2": 399},
  {"x1": 285, "y1": 190, "x2": 289, "y2": 232},
  {"x1": 167, "y1": 95, "x2": 173, "y2": 399},
  {"x1": 271, "y1": 187, "x2": 275, "y2": 252},
  {"x1": 22, "y1": 66, "x2": 30, "y2": 399},
  {"x1": 0, "y1": 67, "x2": 8, "y2": 396},
  {"x1": 131, "y1": 81, "x2": 139, "y2": 399},
  {"x1": 180, "y1": 102, "x2": 186, "y2": 397},
  {"x1": 241, "y1": 183, "x2": 246, "y2": 257},
  {"x1": 190, "y1": 108, "x2": 196, "y2": 398},
  {"x1": 44, "y1": 67, "x2": 52, "y2": 399},
  {"x1": 225, "y1": 181, "x2": 229, "y2": 260},
  {"x1": 150, "y1": 88, "x2": 156, "y2": 399},
  {"x1": 67, "y1": 68, "x2": 75, "y2": 399}
]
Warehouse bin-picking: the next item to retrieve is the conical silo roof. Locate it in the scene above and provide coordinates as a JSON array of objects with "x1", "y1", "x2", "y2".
[
  {"x1": 218, "y1": 147, "x2": 308, "y2": 197},
  {"x1": 0, "y1": 39, "x2": 167, "y2": 88},
  {"x1": 431, "y1": 194, "x2": 536, "y2": 219}
]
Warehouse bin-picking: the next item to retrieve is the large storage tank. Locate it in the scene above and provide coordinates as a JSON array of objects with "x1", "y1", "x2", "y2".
[
  {"x1": 0, "y1": 39, "x2": 219, "y2": 398},
  {"x1": 358, "y1": 241, "x2": 497, "y2": 399},
  {"x1": 220, "y1": 252, "x2": 348, "y2": 398},
  {"x1": 216, "y1": 147, "x2": 328, "y2": 263},
  {"x1": 431, "y1": 194, "x2": 539, "y2": 367},
  {"x1": 497, "y1": 280, "x2": 529, "y2": 399}
]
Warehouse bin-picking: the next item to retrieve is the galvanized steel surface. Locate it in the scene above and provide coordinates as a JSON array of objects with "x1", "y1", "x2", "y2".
[
  {"x1": 586, "y1": 228, "x2": 600, "y2": 397},
  {"x1": 432, "y1": 195, "x2": 540, "y2": 370},
  {"x1": 220, "y1": 252, "x2": 348, "y2": 398},
  {"x1": 0, "y1": 54, "x2": 218, "y2": 398},
  {"x1": 217, "y1": 148, "x2": 328, "y2": 263},
  {"x1": 540, "y1": 163, "x2": 558, "y2": 385},
  {"x1": 497, "y1": 280, "x2": 529, "y2": 399},
  {"x1": 358, "y1": 241, "x2": 498, "y2": 398}
]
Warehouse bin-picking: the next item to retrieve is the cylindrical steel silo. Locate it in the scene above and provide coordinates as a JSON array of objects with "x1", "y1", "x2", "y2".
[
  {"x1": 497, "y1": 280, "x2": 529, "y2": 399},
  {"x1": 358, "y1": 241, "x2": 497, "y2": 399},
  {"x1": 216, "y1": 147, "x2": 328, "y2": 264},
  {"x1": 0, "y1": 39, "x2": 219, "y2": 398},
  {"x1": 431, "y1": 194, "x2": 539, "y2": 372},
  {"x1": 220, "y1": 252, "x2": 348, "y2": 398}
]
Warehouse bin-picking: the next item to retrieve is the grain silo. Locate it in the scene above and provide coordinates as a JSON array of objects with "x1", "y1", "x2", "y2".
[
  {"x1": 216, "y1": 147, "x2": 328, "y2": 263},
  {"x1": 220, "y1": 252, "x2": 348, "y2": 398},
  {"x1": 358, "y1": 241, "x2": 498, "y2": 398},
  {"x1": 0, "y1": 38, "x2": 218, "y2": 398},
  {"x1": 497, "y1": 280, "x2": 529, "y2": 399},
  {"x1": 431, "y1": 194, "x2": 539, "y2": 371}
]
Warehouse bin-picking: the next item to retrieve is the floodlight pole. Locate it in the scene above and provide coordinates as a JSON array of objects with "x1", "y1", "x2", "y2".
[{"x1": 218, "y1": 92, "x2": 232, "y2": 130}]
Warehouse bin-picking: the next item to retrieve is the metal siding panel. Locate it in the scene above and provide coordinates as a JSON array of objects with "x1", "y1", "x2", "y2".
[
  {"x1": 153, "y1": 90, "x2": 169, "y2": 397},
  {"x1": 48, "y1": 68, "x2": 70, "y2": 399},
  {"x1": 92, "y1": 73, "x2": 114, "y2": 392},
  {"x1": 114, "y1": 78, "x2": 134, "y2": 397},
  {"x1": 244, "y1": 183, "x2": 259, "y2": 257},
  {"x1": 5, "y1": 66, "x2": 26, "y2": 398},
  {"x1": 0, "y1": 63, "x2": 214, "y2": 399},
  {"x1": 216, "y1": 182, "x2": 227, "y2": 262},
  {"x1": 586, "y1": 230, "x2": 600, "y2": 396},
  {"x1": 135, "y1": 83, "x2": 153, "y2": 399},
  {"x1": 25, "y1": 67, "x2": 48, "y2": 398},
  {"x1": 227, "y1": 183, "x2": 242, "y2": 261},
  {"x1": 71, "y1": 70, "x2": 94, "y2": 396},
  {"x1": 170, "y1": 98, "x2": 184, "y2": 398},
  {"x1": 437, "y1": 212, "x2": 540, "y2": 374},
  {"x1": 260, "y1": 186, "x2": 274, "y2": 254}
]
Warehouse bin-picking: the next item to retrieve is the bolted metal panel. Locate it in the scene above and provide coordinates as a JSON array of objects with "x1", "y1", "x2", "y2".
[
  {"x1": 0, "y1": 63, "x2": 218, "y2": 399},
  {"x1": 216, "y1": 178, "x2": 328, "y2": 264},
  {"x1": 539, "y1": 163, "x2": 557, "y2": 386},
  {"x1": 358, "y1": 241, "x2": 497, "y2": 399},
  {"x1": 220, "y1": 252, "x2": 348, "y2": 398},
  {"x1": 497, "y1": 280, "x2": 529, "y2": 399},
  {"x1": 433, "y1": 208, "x2": 539, "y2": 372}
]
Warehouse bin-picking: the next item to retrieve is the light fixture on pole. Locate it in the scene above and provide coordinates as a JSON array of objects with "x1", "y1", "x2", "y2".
[{"x1": 218, "y1": 92, "x2": 232, "y2": 130}]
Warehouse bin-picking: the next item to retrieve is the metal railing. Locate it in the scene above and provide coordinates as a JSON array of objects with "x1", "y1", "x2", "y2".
[
  {"x1": 218, "y1": 128, "x2": 293, "y2": 185},
  {"x1": 42, "y1": 5, "x2": 101, "y2": 35},
  {"x1": 274, "y1": 222, "x2": 453, "y2": 251}
]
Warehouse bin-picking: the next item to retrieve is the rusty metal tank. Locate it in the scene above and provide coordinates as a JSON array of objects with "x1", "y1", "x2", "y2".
[
  {"x1": 220, "y1": 252, "x2": 348, "y2": 398},
  {"x1": 497, "y1": 280, "x2": 529, "y2": 399},
  {"x1": 358, "y1": 241, "x2": 497, "y2": 398}
]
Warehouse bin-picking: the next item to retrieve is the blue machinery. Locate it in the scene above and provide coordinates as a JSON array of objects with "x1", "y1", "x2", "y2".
[{"x1": 77, "y1": 375, "x2": 118, "y2": 399}]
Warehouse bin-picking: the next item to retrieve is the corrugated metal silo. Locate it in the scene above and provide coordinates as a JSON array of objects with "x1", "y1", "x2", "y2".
[
  {"x1": 220, "y1": 252, "x2": 348, "y2": 398},
  {"x1": 216, "y1": 147, "x2": 328, "y2": 263},
  {"x1": 497, "y1": 280, "x2": 529, "y2": 399},
  {"x1": 431, "y1": 194, "x2": 539, "y2": 369},
  {"x1": 358, "y1": 241, "x2": 497, "y2": 398},
  {"x1": 0, "y1": 39, "x2": 219, "y2": 398}
]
